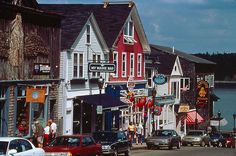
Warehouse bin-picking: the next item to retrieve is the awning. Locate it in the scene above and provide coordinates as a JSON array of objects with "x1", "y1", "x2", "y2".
[
  {"x1": 75, "y1": 94, "x2": 128, "y2": 110},
  {"x1": 186, "y1": 110, "x2": 204, "y2": 125}
]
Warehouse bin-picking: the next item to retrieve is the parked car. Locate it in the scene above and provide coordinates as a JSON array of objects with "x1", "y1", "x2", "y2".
[
  {"x1": 43, "y1": 135, "x2": 102, "y2": 156},
  {"x1": 92, "y1": 130, "x2": 130, "y2": 156},
  {"x1": 210, "y1": 133, "x2": 226, "y2": 147},
  {"x1": 221, "y1": 132, "x2": 234, "y2": 148},
  {"x1": 0, "y1": 137, "x2": 45, "y2": 156},
  {"x1": 182, "y1": 130, "x2": 211, "y2": 147},
  {"x1": 145, "y1": 129, "x2": 181, "y2": 150}
]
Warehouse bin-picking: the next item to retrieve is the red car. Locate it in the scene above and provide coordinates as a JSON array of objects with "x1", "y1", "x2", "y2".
[
  {"x1": 43, "y1": 135, "x2": 102, "y2": 156},
  {"x1": 222, "y1": 132, "x2": 234, "y2": 148}
]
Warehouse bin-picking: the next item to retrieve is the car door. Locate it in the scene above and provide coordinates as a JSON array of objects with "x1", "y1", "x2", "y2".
[{"x1": 81, "y1": 136, "x2": 97, "y2": 156}]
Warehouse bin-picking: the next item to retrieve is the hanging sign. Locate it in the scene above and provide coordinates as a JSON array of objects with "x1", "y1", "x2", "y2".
[
  {"x1": 127, "y1": 76, "x2": 135, "y2": 91},
  {"x1": 196, "y1": 80, "x2": 209, "y2": 106},
  {"x1": 88, "y1": 63, "x2": 116, "y2": 73},
  {"x1": 153, "y1": 74, "x2": 167, "y2": 85},
  {"x1": 178, "y1": 103, "x2": 190, "y2": 113},
  {"x1": 26, "y1": 88, "x2": 45, "y2": 104}
]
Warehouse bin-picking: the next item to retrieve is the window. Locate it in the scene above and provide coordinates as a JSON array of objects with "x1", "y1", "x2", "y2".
[
  {"x1": 86, "y1": 24, "x2": 91, "y2": 44},
  {"x1": 124, "y1": 18, "x2": 136, "y2": 44},
  {"x1": 73, "y1": 53, "x2": 84, "y2": 78},
  {"x1": 92, "y1": 54, "x2": 101, "y2": 78},
  {"x1": 73, "y1": 53, "x2": 78, "y2": 78},
  {"x1": 171, "y1": 81, "x2": 179, "y2": 99},
  {"x1": 137, "y1": 54, "x2": 142, "y2": 77},
  {"x1": 130, "y1": 53, "x2": 134, "y2": 77},
  {"x1": 122, "y1": 52, "x2": 127, "y2": 77},
  {"x1": 180, "y1": 78, "x2": 190, "y2": 91},
  {"x1": 113, "y1": 52, "x2": 118, "y2": 77},
  {"x1": 146, "y1": 69, "x2": 152, "y2": 87}
]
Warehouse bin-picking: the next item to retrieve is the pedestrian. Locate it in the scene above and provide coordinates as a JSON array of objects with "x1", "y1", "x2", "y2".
[
  {"x1": 43, "y1": 121, "x2": 50, "y2": 146},
  {"x1": 128, "y1": 122, "x2": 135, "y2": 146},
  {"x1": 136, "y1": 122, "x2": 143, "y2": 145},
  {"x1": 48, "y1": 119, "x2": 57, "y2": 142},
  {"x1": 34, "y1": 120, "x2": 44, "y2": 148}
]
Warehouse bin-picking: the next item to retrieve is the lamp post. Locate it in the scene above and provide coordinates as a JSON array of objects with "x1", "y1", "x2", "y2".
[
  {"x1": 152, "y1": 87, "x2": 156, "y2": 133},
  {"x1": 233, "y1": 113, "x2": 236, "y2": 132},
  {"x1": 97, "y1": 76, "x2": 104, "y2": 131},
  {"x1": 218, "y1": 110, "x2": 221, "y2": 132}
]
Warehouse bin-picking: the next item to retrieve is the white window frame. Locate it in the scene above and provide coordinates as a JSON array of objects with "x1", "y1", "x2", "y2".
[
  {"x1": 137, "y1": 54, "x2": 142, "y2": 77},
  {"x1": 122, "y1": 52, "x2": 127, "y2": 77},
  {"x1": 130, "y1": 53, "x2": 134, "y2": 77},
  {"x1": 73, "y1": 53, "x2": 84, "y2": 78},
  {"x1": 180, "y1": 78, "x2": 190, "y2": 91},
  {"x1": 113, "y1": 51, "x2": 118, "y2": 77},
  {"x1": 171, "y1": 81, "x2": 180, "y2": 99},
  {"x1": 91, "y1": 54, "x2": 101, "y2": 78},
  {"x1": 123, "y1": 18, "x2": 136, "y2": 44}
]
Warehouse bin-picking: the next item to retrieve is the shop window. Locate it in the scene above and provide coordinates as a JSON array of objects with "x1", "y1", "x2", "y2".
[
  {"x1": 91, "y1": 54, "x2": 101, "y2": 78},
  {"x1": 113, "y1": 52, "x2": 118, "y2": 77},
  {"x1": 73, "y1": 53, "x2": 84, "y2": 78},
  {"x1": 130, "y1": 53, "x2": 134, "y2": 77},
  {"x1": 123, "y1": 18, "x2": 136, "y2": 44},
  {"x1": 171, "y1": 81, "x2": 179, "y2": 99},
  {"x1": 86, "y1": 24, "x2": 91, "y2": 44},
  {"x1": 122, "y1": 52, "x2": 127, "y2": 77},
  {"x1": 180, "y1": 78, "x2": 190, "y2": 91},
  {"x1": 137, "y1": 54, "x2": 142, "y2": 77}
]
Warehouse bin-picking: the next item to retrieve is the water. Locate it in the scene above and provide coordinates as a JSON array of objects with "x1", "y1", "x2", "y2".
[{"x1": 214, "y1": 87, "x2": 236, "y2": 131}]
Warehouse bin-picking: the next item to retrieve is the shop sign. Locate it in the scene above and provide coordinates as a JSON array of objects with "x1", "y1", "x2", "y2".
[
  {"x1": 127, "y1": 76, "x2": 135, "y2": 91},
  {"x1": 26, "y1": 88, "x2": 45, "y2": 104},
  {"x1": 97, "y1": 105, "x2": 103, "y2": 114},
  {"x1": 153, "y1": 74, "x2": 167, "y2": 85},
  {"x1": 34, "y1": 63, "x2": 50, "y2": 75},
  {"x1": 196, "y1": 80, "x2": 209, "y2": 105},
  {"x1": 88, "y1": 63, "x2": 115, "y2": 73},
  {"x1": 178, "y1": 103, "x2": 190, "y2": 113}
]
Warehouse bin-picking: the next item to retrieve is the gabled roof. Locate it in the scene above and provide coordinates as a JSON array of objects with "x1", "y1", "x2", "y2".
[
  {"x1": 0, "y1": 0, "x2": 40, "y2": 9},
  {"x1": 151, "y1": 44, "x2": 216, "y2": 65},
  {"x1": 150, "y1": 44, "x2": 176, "y2": 75},
  {"x1": 40, "y1": 3, "x2": 150, "y2": 52}
]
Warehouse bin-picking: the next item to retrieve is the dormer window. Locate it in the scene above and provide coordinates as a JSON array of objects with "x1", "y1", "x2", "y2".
[{"x1": 124, "y1": 18, "x2": 136, "y2": 44}]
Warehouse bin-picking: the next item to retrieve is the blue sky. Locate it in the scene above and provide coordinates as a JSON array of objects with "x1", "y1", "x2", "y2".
[{"x1": 38, "y1": 0, "x2": 236, "y2": 54}]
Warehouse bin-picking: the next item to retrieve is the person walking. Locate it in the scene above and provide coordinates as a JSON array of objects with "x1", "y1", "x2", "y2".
[
  {"x1": 34, "y1": 120, "x2": 44, "y2": 148},
  {"x1": 48, "y1": 119, "x2": 57, "y2": 142},
  {"x1": 43, "y1": 121, "x2": 50, "y2": 146},
  {"x1": 136, "y1": 122, "x2": 143, "y2": 145},
  {"x1": 128, "y1": 122, "x2": 135, "y2": 146}
]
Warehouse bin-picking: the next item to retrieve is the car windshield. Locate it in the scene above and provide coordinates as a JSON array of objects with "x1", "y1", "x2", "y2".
[
  {"x1": 187, "y1": 131, "x2": 203, "y2": 136},
  {"x1": 0, "y1": 141, "x2": 8, "y2": 155},
  {"x1": 51, "y1": 137, "x2": 80, "y2": 146},
  {"x1": 153, "y1": 130, "x2": 172, "y2": 137},
  {"x1": 93, "y1": 132, "x2": 117, "y2": 142}
]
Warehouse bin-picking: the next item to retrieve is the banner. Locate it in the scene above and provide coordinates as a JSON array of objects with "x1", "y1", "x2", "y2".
[{"x1": 26, "y1": 88, "x2": 46, "y2": 104}]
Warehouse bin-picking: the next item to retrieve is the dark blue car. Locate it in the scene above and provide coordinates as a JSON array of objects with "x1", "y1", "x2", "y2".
[{"x1": 210, "y1": 133, "x2": 226, "y2": 147}]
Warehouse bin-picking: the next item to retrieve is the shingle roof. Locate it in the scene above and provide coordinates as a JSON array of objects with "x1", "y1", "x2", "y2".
[
  {"x1": 151, "y1": 44, "x2": 216, "y2": 65},
  {"x1": 40, "y1": 4, "x2": 132, "y2": 50},
  {"x1": 150, "y1": 44, "x2": 176, "y2": 75}
]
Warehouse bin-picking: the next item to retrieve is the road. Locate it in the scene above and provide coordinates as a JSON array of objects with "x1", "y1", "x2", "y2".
[{"x1": 130, "y1": 146, "x2": 236, "y2": 156}]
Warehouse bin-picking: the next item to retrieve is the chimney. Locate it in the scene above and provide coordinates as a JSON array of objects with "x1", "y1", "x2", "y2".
[
  {"x1": 172, "y1": 46, "x2": 175, "y2": 53},
  {"x1": 103, "y1": 0, "x2": 109, "y2": 8}
]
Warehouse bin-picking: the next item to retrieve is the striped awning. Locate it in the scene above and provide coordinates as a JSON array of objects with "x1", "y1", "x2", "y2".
[{"x1": 186, "y1": 110, "x2": 204, "y2": 125}]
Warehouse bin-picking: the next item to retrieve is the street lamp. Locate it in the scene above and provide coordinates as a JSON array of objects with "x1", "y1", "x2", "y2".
[
  {"x1": 97, "y1": 76, "x2": 104, "y2": 131},
  {"x1": 152, "y1": 87, "x2": 156, "y2": 133},
  {"x1": 218, "y1": 110, "x2": 221, "y2": 132},
  {"x1": 233, "y1": 113, "x2": 236, "y2": 132}
]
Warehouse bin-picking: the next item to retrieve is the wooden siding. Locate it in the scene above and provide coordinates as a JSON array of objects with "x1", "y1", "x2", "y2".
[{"x1": 109, "y1": 27, "x2": 145, "y2": 82}]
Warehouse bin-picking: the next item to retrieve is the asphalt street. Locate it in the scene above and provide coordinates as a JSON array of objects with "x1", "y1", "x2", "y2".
[{"x1": 130, "y1": 146, "x2": 236, "y2": 156}]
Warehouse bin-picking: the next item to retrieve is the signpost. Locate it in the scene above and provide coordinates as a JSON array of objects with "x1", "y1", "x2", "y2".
[{"x1": 88, "y1": 63, "x2": 115, "y2": 73}]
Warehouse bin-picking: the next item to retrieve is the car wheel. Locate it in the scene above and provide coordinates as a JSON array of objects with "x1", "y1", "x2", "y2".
[
  {"x1": 147, "y1": 144, "x2": 151, "y2": 149},
  {"x1": 177, "y1": 141, "x2": 181, "y2": 149},
  {"x1": 124, "y1": 146, "x2": 130, "y2": 156},
  {"x1": 208, "y1": 141, "x2": 211, "y2": 147},
  {"x1": 200, "y1": 141, "x2": 205, "y2": 147}
]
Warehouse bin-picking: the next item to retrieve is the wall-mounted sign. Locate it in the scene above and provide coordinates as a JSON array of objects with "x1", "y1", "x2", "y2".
[
  {"x1": 88, "y1": 63, "x2": 116, "y2": 73},
  {"x1": 97, "y1": 105, "x2": 103, "y2": 114},
  {"x1": 127, "y1": 76, "x2": 135, "y2": 91},
  {"x1": 153, "y1": 74, "x2": 167, "y2": 85},
  {"x1": 34, "y1": 63, "x2": 50, "y2": 75},
  {"x1": 178, "y1": 103, "x2": 190, "y2": 113},
  {"x1": 196, "y1": 80, "x2": 209, "y2": 105}
]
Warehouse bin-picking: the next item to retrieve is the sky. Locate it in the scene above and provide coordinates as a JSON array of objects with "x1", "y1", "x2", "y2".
[{"x1": 37, "y1": 0, "x2": 236, "y2": 54}]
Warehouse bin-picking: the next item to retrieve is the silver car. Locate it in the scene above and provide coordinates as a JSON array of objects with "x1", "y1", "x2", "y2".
[
  {"x1": 182, "y1": 130, "x2": 211, "y2": 147},
  {"x1": 145, "y1": 129, "x2": 181, "y2": 150}
]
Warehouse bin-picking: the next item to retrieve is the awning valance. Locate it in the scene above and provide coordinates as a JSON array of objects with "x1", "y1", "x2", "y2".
[
  {"x1": 75, "y1": 94, "x2": 128, "y2": 110},
  {"x1": 186, "y1": 110, "x2": 204, "y2": 125}
]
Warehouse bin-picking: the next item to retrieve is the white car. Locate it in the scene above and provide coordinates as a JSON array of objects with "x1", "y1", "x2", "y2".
[{"x1": 0, "y1": 137, "x2": 45, "y2": 156}]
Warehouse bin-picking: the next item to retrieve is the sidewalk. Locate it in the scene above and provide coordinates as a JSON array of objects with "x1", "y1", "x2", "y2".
[{"x1": 131, "y1": 142, "x2": 147, "y2": 150}]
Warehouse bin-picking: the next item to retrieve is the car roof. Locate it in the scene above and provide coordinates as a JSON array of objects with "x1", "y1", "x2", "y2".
[{"x1": 0, "y1": 137, "x2": 26, "y2": 142}]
